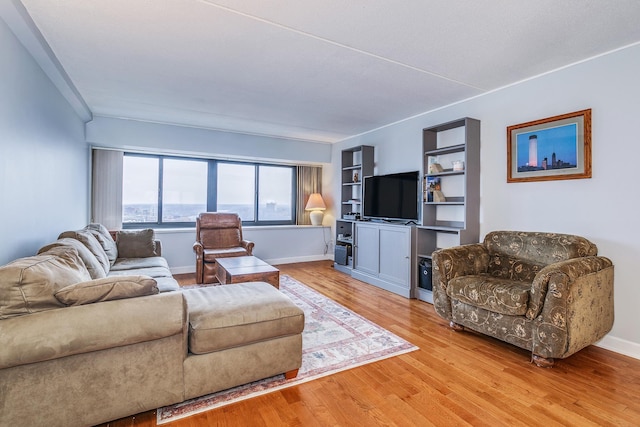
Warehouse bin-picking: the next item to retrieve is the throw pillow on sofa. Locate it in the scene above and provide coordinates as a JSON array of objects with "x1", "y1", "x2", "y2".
[
  {"x1": 38, "y1": 238, "x2": 107, "y2": 280},
  {"x1": 84, "y1": 223, "x2": 118, "y2": 266},
  {"x1": 58, "y1": 230, "x2": 110, "y2": 275},
  {"x1": 116, "y1": 229, "x2": 158, "y2": 258},
  {"x1": 0, "y1": 246, "x2": 92, "y2": 319},
  {"x1": 54, "y1": 275, "x2": 159, "y2": 306}
]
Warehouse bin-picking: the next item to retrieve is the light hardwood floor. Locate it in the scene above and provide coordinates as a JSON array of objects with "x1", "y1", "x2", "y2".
[{"x1": 100, "y1": 261, "x2": 640, "y2": 427}]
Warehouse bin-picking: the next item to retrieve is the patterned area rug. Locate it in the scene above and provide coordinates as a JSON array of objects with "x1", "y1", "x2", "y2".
[{"x1": 157, "y1": 274, "x2": 418, "y2": 424}]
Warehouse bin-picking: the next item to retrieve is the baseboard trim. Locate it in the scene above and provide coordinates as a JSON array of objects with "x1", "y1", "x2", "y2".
[{"x1": 596, "y1": 335, "x2": 640, "y2": 360}]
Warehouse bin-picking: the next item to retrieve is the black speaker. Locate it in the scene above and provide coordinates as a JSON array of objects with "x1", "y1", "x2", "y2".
[
  {"x1": 335, "y1": 244, "x2": 351, "y2": 265},
  {"x1": 419, "y1": 260, "x2": 433, "y2": 290}
]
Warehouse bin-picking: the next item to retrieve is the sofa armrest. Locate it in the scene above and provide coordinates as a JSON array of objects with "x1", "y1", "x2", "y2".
[
  {"x1": 0, "y1": 292, "x2": 185, "y2": 370},
  {"x1": 432, "y1": 243, "x2": 490, "y2": 321},
  {"x1": 530, "y1": 257, "x2": 614, "y2": 359},
  {"x1": 241, "y1": 240, "x2": 255, "y2": 255},
  {"x1": 527, "y1": 256, "x2": 613, "y2": 319}
]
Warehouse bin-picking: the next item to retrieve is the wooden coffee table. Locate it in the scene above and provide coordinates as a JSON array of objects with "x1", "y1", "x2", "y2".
[{"x1": 215, "y1": 256, "x2": 280, "y2": 289}]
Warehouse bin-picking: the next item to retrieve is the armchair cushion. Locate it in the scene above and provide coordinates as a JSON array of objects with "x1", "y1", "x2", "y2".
[
  {"x1": 203, "y1": 247, "x2": 251, "y2": 262},
  {"x1": 447, "y1": 275, "x2": 530, "y2": 316},
  {"x1": 200, "y1": 228, "x2": 242, "y2": 249}
]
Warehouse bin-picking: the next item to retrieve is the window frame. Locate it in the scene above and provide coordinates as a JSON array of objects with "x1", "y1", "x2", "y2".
[{"x1": 122, "y1": 153, "x2": 297, "y2": 228}]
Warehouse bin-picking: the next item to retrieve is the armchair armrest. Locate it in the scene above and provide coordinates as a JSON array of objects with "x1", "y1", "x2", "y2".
[
  {"x1": 193, "y1": 241, "x2": 204, "y2": 258},
  {"x1": 241, "y1": 240, "x2": 255, "y2": 255},
  {"x1": 432, "y1": 243, "x2": 490, "y2": 320},
  {"x1": 527, "y1": 255, "x2": 613, "y2": 319},
  {"x1": 529, "y1": 256, "x2": 614, "y2": 359}
]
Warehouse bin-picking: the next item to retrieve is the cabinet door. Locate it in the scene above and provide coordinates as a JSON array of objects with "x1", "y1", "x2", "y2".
[
  {"x1": 378, "y1": 226, "x2": 411, "y2": 286},
  {"x1": 354, "y1": 223, "x2": 379, "y2": 275}
]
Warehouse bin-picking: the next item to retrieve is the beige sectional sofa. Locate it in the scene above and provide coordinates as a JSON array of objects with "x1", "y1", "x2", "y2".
[{"x1": 0, "y1": 224, "x2": 304, "y2": 427}]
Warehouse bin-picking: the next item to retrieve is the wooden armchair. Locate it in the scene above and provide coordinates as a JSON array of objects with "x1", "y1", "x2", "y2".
[
  {"x1": 193, "y1": 213, "x2": 254, "y2": 284},
  {"x1": 432, "y1": 231, "x2": 614, "y2": 367}
]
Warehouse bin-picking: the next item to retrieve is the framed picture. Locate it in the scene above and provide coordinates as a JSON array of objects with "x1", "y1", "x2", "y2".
[{"x1": 507, "y1": 109, "x2": 591, "y2": 183}]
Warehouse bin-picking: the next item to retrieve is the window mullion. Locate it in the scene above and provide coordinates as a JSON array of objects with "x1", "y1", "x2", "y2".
[{"x1": 158, "y1": 157, "x2": 164, "y2": 225}]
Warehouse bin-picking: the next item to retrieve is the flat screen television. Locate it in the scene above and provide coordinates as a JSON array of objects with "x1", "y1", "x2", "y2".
[{"x1": 362, "y1": 171, "x2": 419, "y2": 221}]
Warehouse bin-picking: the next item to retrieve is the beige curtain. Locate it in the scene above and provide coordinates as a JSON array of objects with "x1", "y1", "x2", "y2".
[
  {"x1": 296, "y1": 165, "x2": 322, "y2": 225},
  {"x1": 91, "y1": 148, "x2": 123, "y2": 230}
]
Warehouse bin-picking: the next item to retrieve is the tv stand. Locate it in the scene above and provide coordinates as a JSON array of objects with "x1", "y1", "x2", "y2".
[{"x1": 351, "y1": 222, "x2": 416, "y2": 298}]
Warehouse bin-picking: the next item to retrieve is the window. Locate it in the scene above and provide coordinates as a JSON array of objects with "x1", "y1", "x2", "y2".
[
  {"x1": 258, "y1": 165, "x2": 293, "y2": 221},
  {"x1": 162, "y1": 158, "x2": 207, "y2": 222},
  {"x1": 122, "y1": 156, "x2": 159, "y2": 223},
  {"x1": 122, "y1": 154, "x2": 296, "y2": 227}
]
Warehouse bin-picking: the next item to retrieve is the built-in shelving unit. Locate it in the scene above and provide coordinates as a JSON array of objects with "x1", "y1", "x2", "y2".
[
  {"x1": 416, "y1": 118, "x2": 480, "y2": 303},
  {"x1": 334, "y1": 145, "x2": 374, "y2": 274}
]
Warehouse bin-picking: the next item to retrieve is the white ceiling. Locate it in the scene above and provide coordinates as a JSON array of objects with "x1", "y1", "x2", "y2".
[{"x1": 17, "y1": 0, "x2": 640, "y2": 143}]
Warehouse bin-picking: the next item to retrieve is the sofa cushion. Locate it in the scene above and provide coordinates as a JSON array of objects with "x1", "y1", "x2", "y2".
[
  {"x1": 108, "y1": 257, "x2": 179, "y2": 292},
  {"x1": 0, "y1": 246, "x2": 91, "y2": 319},
  {"x1": 116, "y1": 229, "x2": 158, "y2": 258},
  {"x1": 58, "y1": 230, "x2": 110, "y2": 275},
  {"x1": 55, "y1": 275, "x2": 159, "y2": 306},
  {"x1": 109, "y1": 256, "x2": 171, "y2": 271},
  {"x1": 183, "y1": 282, "x2": 305, "y2": 354},
  {"x1": 447, "y1": 274, "x2": 530, "y2": 316},
  {"x1": 84, "y1": 223, "x2": 118, "y2": 266},
  {"x1": 38, "y1": 238, "x2": 106, "y2": 280}
]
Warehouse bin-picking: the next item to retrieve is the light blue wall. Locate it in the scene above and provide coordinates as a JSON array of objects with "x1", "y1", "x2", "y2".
[
  {"x1": 0, "y1": 17, "x2": 88, "y2": 264},
  {"x1": 86, "y1": 116, "x2": 332, "y2": 164},
  {"x1": 332, "y1": 43, "x2": 640, "y2": 357}
]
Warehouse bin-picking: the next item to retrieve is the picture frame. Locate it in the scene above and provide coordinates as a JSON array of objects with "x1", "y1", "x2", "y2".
[{"x1": 507, "y1": 109, "x2": 591, "y2": 183}]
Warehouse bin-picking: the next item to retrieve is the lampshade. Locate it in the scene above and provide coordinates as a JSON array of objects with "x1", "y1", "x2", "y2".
[
  {"x1": 305, "y1": 193, "x2": 326, "y2": 211},
  {"x1": 305, "y1": 193, "x2": 326, "y2": 226}
]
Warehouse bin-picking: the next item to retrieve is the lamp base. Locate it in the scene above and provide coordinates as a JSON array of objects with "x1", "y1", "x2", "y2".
[{"x1": 309, "y1": 210, "x2": 324, "y2": 226}]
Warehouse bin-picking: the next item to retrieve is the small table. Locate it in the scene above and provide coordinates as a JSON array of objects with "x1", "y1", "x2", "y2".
[{"x1": 215, "y1": 256, "x2": 280, "y2": 289}]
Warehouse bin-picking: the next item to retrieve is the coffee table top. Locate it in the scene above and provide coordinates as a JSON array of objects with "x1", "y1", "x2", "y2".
[{"x1": 216, "y1": 255, "x2": 275, "y2": 270}]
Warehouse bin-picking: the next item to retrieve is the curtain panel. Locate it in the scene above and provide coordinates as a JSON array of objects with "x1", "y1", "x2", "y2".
[
  {"x1": 296, "y1": 166, "x2": 322, "y2": 225},
  {"x1": 91, "y1": 148, "x2": 123, "y2": 230}
]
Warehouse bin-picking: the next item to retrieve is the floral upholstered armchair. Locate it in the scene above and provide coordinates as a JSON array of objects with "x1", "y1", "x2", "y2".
[{"x1": 432, "y1": 231, "x2": 614, "y2": 367}]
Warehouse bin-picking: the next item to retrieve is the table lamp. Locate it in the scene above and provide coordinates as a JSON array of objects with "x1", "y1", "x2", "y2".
[{"x1": 305, "y1": 193, "x2": 326, "y2": 226}]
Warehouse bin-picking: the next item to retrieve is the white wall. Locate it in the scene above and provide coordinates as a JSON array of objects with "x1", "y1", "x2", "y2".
[
  {"x1": 0, "y1": 17, "x2": 88, "y2": 265},
  {"x1": 333, "y1": 43, "x2": 640, "y2": 359},
  {"x1": 86, "y1": 116, "x2": 332, "y2": 164}
]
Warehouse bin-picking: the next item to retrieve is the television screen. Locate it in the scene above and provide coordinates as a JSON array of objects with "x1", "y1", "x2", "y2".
[{"x1": 363, "y1": 171, "x2": 419, "y2": 221}]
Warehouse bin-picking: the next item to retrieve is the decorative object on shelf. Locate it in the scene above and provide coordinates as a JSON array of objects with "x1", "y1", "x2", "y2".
[
  {"x1": 452, "y1": 160, "x2": 465, "y2": 171},
  {"x1": 426, "y1": 177, "x2": 441, "y2": 203},
  {"x1": 353, "y1": 171, "x2": 359, "y2": 182},
  {"x1": 305, "y1": 193, "x2": 326, "y2": 226},
  {"x1": 507, "y1": 109, "x2": 591, "y2": 183},
  {"x1": 433, "y1": 190, "x2": 446, "y2": 202},
  {"x1": 428, "y1": 162, "x2": 444, "y2": 174}
]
